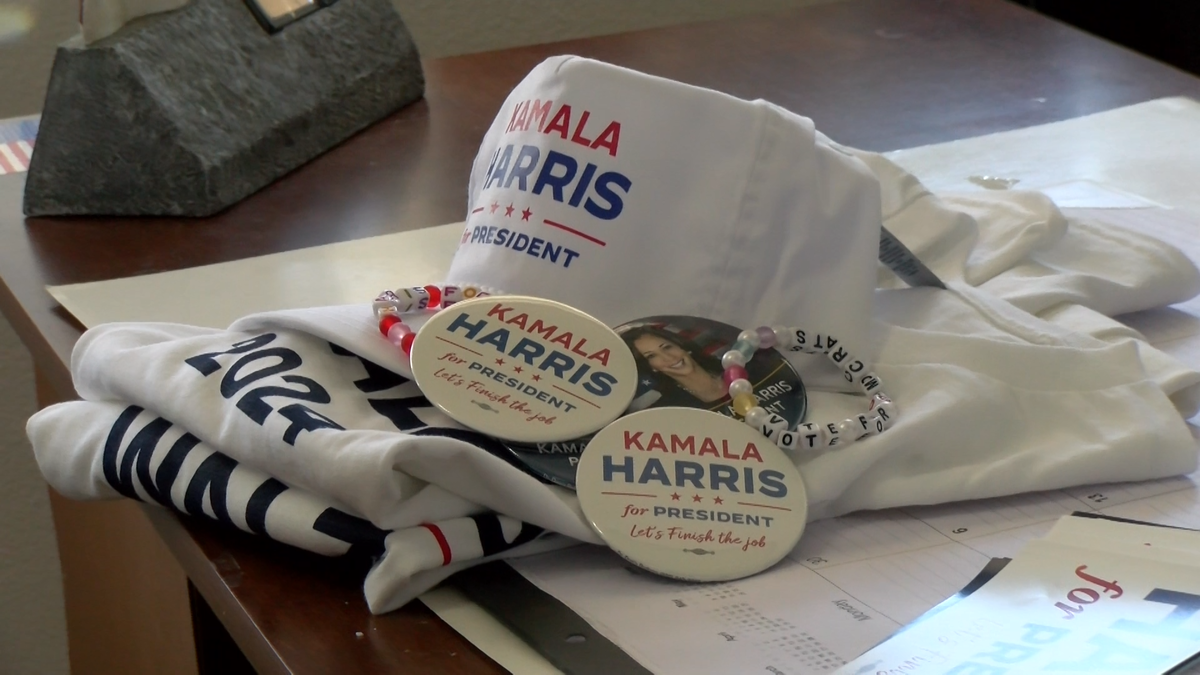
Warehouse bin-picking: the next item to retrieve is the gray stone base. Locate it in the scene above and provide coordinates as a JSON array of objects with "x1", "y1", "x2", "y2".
[{"x1": 24, "y1": 0, "x2": 424, "y2": 217}]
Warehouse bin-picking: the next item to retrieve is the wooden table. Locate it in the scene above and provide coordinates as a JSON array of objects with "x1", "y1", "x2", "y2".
[{"x1": 4, "y1": 0, "x2": 1200, "y2": 672}]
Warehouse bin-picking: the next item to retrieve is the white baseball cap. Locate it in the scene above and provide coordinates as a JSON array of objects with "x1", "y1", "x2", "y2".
[{"x1": 446, "y1": 56, "x2": 882, "y2": 363}]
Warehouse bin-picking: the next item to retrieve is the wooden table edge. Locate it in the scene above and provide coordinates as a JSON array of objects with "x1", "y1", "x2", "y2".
[{"x1": 142, "y1": 506, "x2": 295, "y2": 674}]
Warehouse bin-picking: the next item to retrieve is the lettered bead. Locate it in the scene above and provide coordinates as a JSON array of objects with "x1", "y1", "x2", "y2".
[
  {"x1": 856, "y1": 413, "x2": 879, "y2": 437},
  {"x1": 796, "y1": 422, "x2": 826, "y2": 450},
  {"x1": 772, "y1": 326, "x2": 794, "y2": 349},
  {"x1": 374, "y1": 303, "x2": 399, "y2": 319},
  {"x1": 858, "y1": 372, "x2": 882, "y2": 394},
  {"x1": 836, "y1": 418, "x2": 859, "y2": 445},
  {"x1": 806, "y1": 335, "x2": 826, "y2": 355},
  {"x1": 873, "y1": 395, "x2": 896, "y2": 429},
  {"x1": 722, "y1": 365, "x2": 749, "y2": 386},
  {"x1": 842, "y1": 360, "x2": 865, "y2": 383},
  {"x1": 824, "y1": 423, "x2": 841, "y2": 447},
  {"x1": 791, "y1": 329, "x2": 808, "y2": 352},
  {"x1": 776, "y1": 430, "x2": 799, "y2": 451},
  {"x1": 389, "y1": 289, "x2": 412, "y2": 312},
  {"x1": 441, "y1": 285, "x2": 464, "y2": 306},
  {"x1": 819, "y1": 335, "x2": 836, "y2": 354},
  {"x1": 722, "y1": 350, "x2": 747, "y2": 369},
  {"x1": 737, "y1": 329, "x2": 761, "y2": 349},
  {"x1": 744, "y1": 406, "x2": 770, "y2": 428},
  {"x1": 817, "y1": 335, "x2": 834, "y2": 354},
  {"x1": 728, "y1": 378, "x2": 754, "y2": 397},
  {"x1": 373, "y1": 290, "x2": 401, "y2": 317},
  {"x1": 759, "y1": 413, "x2": 789, "y2": 439},
  {"x1": 732, "y1": 393, "x2": 758, "y2": 417},
  {"x1": 392, "y1": 287, "x2": 426, "y2": 312},
  {"x1": 828, "y1": 347, "x2": 851, "y2": 368},
  {"x1": 412, "y1": 286, "x2": 433, "y2": 309}
]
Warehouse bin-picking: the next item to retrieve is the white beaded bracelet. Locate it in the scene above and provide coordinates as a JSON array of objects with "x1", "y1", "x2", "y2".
[{"x1": 721, "y1": 327, "x2": 895, "y2": 451}]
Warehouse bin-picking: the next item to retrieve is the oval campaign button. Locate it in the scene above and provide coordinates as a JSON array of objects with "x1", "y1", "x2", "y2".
[
  {"x1": 410, "y1": 295, "x2": 638, "y2": 443},
  {"x1": 576, "y1": 407, "x2": 808, "y2": 582}
]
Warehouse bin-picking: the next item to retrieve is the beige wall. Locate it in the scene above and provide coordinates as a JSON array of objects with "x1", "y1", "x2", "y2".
[{"x1": 0, "y1": 0, "x2": 842, "y2": 672}]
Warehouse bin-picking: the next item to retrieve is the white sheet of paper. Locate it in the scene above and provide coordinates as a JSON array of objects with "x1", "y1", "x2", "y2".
[
  {"x1": 40, "y1": 97, "x2": 1200, "y2": 674},
  {"x1": 838, "y1": 531, "x2": 1200, "y2": 674},
  {"x1": 47, "y1": 222, "x2": 465, "y2": 330}
]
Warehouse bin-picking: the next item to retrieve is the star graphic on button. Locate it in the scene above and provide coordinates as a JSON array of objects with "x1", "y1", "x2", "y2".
[
  {"x1": 692, "y1": 494, "x2": 704, "y2": 503},
  {"x1": 713, "y1": 496, "x2": 724, "y2": 505},
  {"x1": 513, "y1": 366, "x2": 523, "y2": 374},
  {"x1": 505, "y1": 203, "x2": 515, "y2": 217},
  {"x1": 495, "y1": 358, "x2": 505, "y2": 366},
  {"x1": 670, "y1": 493, "x2": 680, "y2": 501},
  {"x1": 489, "y1": 201, "x2": 500, "y2": 214},
  {"x1": 521, "y1": 207, "x2": 533, "y2": 221},
  {"x1": 532, "y1": 374, "x2": 542, "y2": 381}
]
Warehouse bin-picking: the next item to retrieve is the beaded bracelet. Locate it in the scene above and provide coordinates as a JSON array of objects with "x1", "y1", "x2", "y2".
[
  {"x1": 372, "y1": 286, "x2": 896, "y2": 452},
  {"x1": 722, "y1": 327, "x2": 894, "y2": 450},
  {"x1": 372, "y1": 284, "x2": 499, "y2": 358}
]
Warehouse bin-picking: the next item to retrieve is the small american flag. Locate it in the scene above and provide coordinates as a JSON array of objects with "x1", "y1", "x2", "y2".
[{"x1": 0, "y1": 115, "x2": 38, "y2": 175}]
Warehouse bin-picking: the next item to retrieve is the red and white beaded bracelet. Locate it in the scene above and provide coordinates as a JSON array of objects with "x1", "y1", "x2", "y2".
[
  {"x1": 722, "y1": 327, "x2": 894, "y2": 450},
  {"x1": 371, "y1": 287, "x2": 896, "y2": 450},
  {"x1": 372, "y1": 284, "x2": 500, "y2": 357}
]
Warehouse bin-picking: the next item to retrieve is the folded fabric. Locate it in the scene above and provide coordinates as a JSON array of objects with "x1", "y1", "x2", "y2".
[
  {"x1": 27, "y1": 56, "x2": 1200, "y2": 614},
  {"x1": 30, "y1": 401, "x2": 574, "y2": 599},
  {"x1": 855, "y1": 147, "x2": 1200, "y2": 417},
  {"x1": 29, "y1": 322, "x2": 582, "y2": 613}
]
